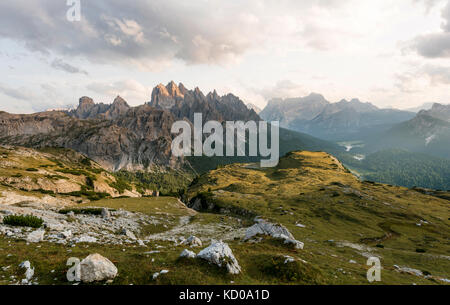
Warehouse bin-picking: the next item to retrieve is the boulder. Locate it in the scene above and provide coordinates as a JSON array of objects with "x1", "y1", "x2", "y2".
[
  {"x1": 19, "y1": 261, "x2": 34, "y2": 283},
  {"x1": 244, "y1": 219, "x2": 294, "y2": 240},
  {"x1": 197, "y1": 240, "x2": 241, "y2": 274},
  {"x1": 101, "y1": 208, "x2": 110, "y2": 219},
  {"x1": 179, "y1": 249, "x2": 196, "y2": 259},
  {"x1": 80, "y1": 254, "x2": 118, "y2": 283},
  {"x1": 120, "y1": 228, "x2": 136, "y2": 240},
  {"x1": 245, "y1": 219, "x2": 304, "y2": 249},
  {"x1": 76, "y1": 235, "x2": 97, "y2": 243},
  {"x1": 58, "y1": 230, "x2": 72, "y2": 239},
  {"x1": 26, "y1": 229, "x2": 45, "y2": 243},
  {"x1": 182, "y1": 236, "x2": 202, "y2": 247}
]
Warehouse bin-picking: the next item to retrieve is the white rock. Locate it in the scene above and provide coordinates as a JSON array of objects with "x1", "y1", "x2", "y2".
[
  {"x1": 152, "y1": 272, "x2": 160, "y2": 280},
  {"x1": 283, "y1": 238, "x2": 304, "y2": 250},
  {"x1": 284, "y1": 256, "x2": 295, "y2": 264},
  {"x1": 120, "y1": 228, "x2": 136, "y2": 240},
  {"x1": 137, "y1": 239, "x2": 145, "y2": 246},
  {"x1": 197, "y1": 240, "x2": 241, "y2": 274},
  {"x1": 349, "y1": 260, "x2": 357, "y2": 264},
  {"x1": 245, "y1": 219, "x2": 294, "y2": 241},
  {"x1": 58, "y1": 230, "x2": 72, "y2": 239},
  {"x1": 182, "y1": 236, "x2": 202, "y2": 247},
  {"x1": 101, "y1": 208, "x2": 110, "y2": 219},
  {"x1": 245, "y1": 219, "x2": 304, "y2": 250},
  {"x1": 19, "y1": 261, "x2": 34, "y2": 281},
  {"x1": 79, "y1": 253, "x2": 118, "y2": 283},
  {"x1": 26, "y1": 230, "x2": 45, "y2": 243},
  {"x1": 179, "y1": 249, "x2": 196, "y2": 259},
  {"x1": 160, "y1": 270, "x2": 169, "y2": 274},
  {"x1": 76, "y1": 235, "x2": 97, "y2": 243}
]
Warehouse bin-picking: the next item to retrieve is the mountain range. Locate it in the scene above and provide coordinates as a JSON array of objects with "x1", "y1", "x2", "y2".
[
  {"x1": 0, "y1": 82, "x2": 337, "y2": 172},
  {"x1": 260, "y1": 94, "x2": 416, "y2": 140}
]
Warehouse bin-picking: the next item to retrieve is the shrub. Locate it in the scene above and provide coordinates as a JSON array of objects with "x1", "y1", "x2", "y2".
[
  {"x1": 59, "y1": 208, "x2": 103, "y2": 216},
  {"x1": 26, "y1": 168, "x2": 38, "y2": 172},
  {"x1": 376, "y1": 244, "x2": 385, "y2": 248},
  {"x1": 3, "y1": 215, "x2": 44, "y2": 228},
  {"x1": 416, "y1": 248, "x2": 426, "y2": 253}
]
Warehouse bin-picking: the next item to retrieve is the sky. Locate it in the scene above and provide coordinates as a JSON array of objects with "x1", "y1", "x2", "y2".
[{"x1": 0, "y1": 0, "x2": 449, "y2": 113}]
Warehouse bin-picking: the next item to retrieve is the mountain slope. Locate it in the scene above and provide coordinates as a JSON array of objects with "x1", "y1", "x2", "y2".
[
  {"x1": 184, "y1": 151, "x2": 450, "y2": 284},
  {"x1": 367, "y1": 103, "x2": 450, "y2": 159}
]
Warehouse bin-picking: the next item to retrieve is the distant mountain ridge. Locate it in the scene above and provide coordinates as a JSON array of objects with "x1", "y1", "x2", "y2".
[
  {"x1": 367, "y1": 103, "x2": 450, "y2": 159},
  {"x1": 260, "y1": 93, "x2": 415, "y2": 140}
]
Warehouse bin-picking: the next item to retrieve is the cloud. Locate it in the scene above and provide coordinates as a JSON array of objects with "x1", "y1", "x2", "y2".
[
  {"x1": 51, "y1": 58, "x2": 88, "y2": 75},
  {"x1": 0, "y1": 0, "x2": 349, "y2": 69},
  {"x1": 0, "y1": 83, "x2": 36, "y2": 101},
  {"x1": 256, "y1": 80, "x2": 308, "y2": 100},
  {"x1": 409, "y1": 0, "x2": 450, "y2": 58},
  {"x1": 86, "y1": 79, "x2": 149, "y2": 105}
]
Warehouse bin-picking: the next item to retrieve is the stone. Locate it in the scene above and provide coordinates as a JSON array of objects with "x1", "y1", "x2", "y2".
[
  {"x1": 197, "y1": 240, "x2": 241, "y2": 274},
  {"x1": 101, "y1": 208, "x2": 110, "y2": 219},
  {"x1": 182, "y1": 236, "x2": 202, "y2": 247},
  {"x1": 19, "y1": 261, "x2": 34, "y2": 281},
  {"x1": 76, "y1": 235, "x2": 97, "y2": 243},
  {"x1": 58, "y1": 230, "x2": 72, "y2": 239},
  {"x1": 179, "y1": 249, "x2": 196, "y2": 259},
  {"x1": 283, "y1": 237, "x2": 304, "y2": 250},
  {"x1": 245, "y1": 219, "x2": 304, "y2": 250},
  {"x1": 79, "y1": 254, "x2": 118, "y2": 283},
  {"x1": 244, "y1": 219, "x2": 294, "y2": 240},
  {"x1": 26, "y1": 229, "x2": 45, "y2": 243},
  {"x1": 284, "y1": 256, "x2": 295, "y2": 264},
  {"x1": 120, "y1": 228, "x2": 136, "y2": 240}
]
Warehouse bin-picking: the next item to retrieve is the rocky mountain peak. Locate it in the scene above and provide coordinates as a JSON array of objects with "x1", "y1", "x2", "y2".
[
  {"x1": 419, "y1": 103, "x2": 450, "y2": 122},
  {"x1": 166, "y1": 81, "x2": 184, "y2": 98},
  {"x1": 112, "y1": 96, "x2": 129, "y2": 107},
  {"x1": 79, "y1": 96, "x2": 95, "y2": 107}
]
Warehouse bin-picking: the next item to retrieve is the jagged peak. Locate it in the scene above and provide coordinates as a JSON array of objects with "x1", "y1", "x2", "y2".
[
  {"x1": 79, "y1": 96, "x2": 94, "y2": 106},
  {"x1": 166, "y1": 81, "x2": 184, "y2": 98},
  {"x1": 112, "y1": 96, "x2": 130, "y2": 107}
]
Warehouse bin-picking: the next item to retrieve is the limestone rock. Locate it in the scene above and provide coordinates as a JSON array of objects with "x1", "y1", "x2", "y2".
[
  {"x1": 19, "y1": 261, "x2": 34, "y2": 283},
  {"x1": 80, "y1": 254, "x2": 118, "y2": 283},
  {"x1": 26, "y1": 229, "x2": 45, "y2": 243},
  {"x1": 120, "y1": 228, "x2": 136, "y2": 240},
  {"x1": 179, "y1": 249, "x2": 196, "y2": 259},
  {"x1": 181, "y1": 235, "x2": 202, "y2": 247},
  {"x1": 197, "y1": 240, "x2": 241, "y2": 274}
]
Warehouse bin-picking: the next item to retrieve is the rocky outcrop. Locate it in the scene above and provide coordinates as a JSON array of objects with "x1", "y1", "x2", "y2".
[
  {"x1": 79, "y1": 254, "x2": 118, "y2": 283},
  {"x1": 197, "y1": 240, "x2": 241, "y2": 274}
]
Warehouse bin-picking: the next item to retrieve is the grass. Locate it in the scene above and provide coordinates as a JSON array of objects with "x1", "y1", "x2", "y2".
[{"x1": 0, "y1": 149, "x2": 449, "y2": 285}]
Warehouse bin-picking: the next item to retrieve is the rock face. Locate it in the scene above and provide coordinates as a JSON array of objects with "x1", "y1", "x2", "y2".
[
  {"x1": 79, "y1": 254, "x2": 118, "y2": 283},
  {"x1": 197, "y1": 240, "x2": 241, "y2": 274},
  {"x1": 0, "y1": 82, "x2": 260, "y2": 171}
]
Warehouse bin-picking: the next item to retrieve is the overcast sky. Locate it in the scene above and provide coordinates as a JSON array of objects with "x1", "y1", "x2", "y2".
[{"x1": 0, "y1": 0, "x2": 449, "y2": 113}]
